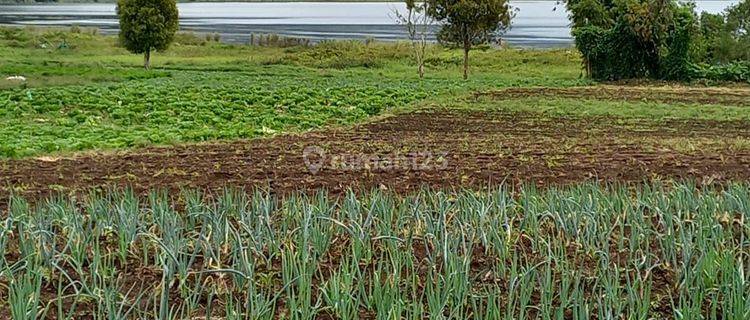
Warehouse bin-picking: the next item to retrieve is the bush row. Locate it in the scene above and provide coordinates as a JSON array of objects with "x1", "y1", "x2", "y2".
[{"x1": 570, "y1": 0, "x2": 749, "y2": 82}]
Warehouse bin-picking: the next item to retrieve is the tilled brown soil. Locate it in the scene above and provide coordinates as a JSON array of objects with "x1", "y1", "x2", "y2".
[
  {"x1": 2, "y1": 107, "x2": 750, "y2": 203},
  {"x1": 475, "y1": 85, "x2": 750, "y2": 106}
]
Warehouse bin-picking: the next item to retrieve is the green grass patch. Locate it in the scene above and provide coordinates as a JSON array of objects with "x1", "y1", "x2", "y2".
[{"x1": 461, "y1": 97, "x2": 750, "y2": 122}]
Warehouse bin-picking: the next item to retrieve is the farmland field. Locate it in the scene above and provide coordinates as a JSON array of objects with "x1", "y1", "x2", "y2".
[
  {"x1": 1, "y1": 26, "x2": 750, "y2": 319},
  {"x1": 2, "y1": 183, "x2": 750, "y2": 319}
]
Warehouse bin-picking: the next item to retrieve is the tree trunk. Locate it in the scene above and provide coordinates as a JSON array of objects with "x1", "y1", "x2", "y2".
[
  {"x1": 583, "y1": 57, "x2": 591, "y2": 78},
  {"x1": 416, "y1": 32, "x2": 426, "y2": 79},
  {"x1": 462, "y1": 43, "x2": 470, "y2": 80},
  {"x1": 144, "y1": 49, "x2": 151, "y2": 70}
]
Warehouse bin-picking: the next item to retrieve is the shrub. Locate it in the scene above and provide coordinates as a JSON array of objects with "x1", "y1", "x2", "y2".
[
  {"x1": 0, "y1": 27, "x2": 33, "y2": 45},
  {"x1": 691, "y1": 61, "x2": 750, "y2": 82},
  {"x1": 661, "y1": 5, "x2": 699, "y2": 80},
  {"x1": 173, "y1": 32, "x2": 207, "y2": 46},
  {"x1": 574, "y1": 22, "x2": 658, "y2": 80},
  {"x1": 278, "y1": 41, "x2": 412, "y2": 69},
  {"x1": 571, "y1": 0, "x2": 702, "y2": 81}
]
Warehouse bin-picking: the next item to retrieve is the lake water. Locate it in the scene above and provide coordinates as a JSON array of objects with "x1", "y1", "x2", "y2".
[{"x1": 0, "y1": 1, "x2": 738, "y2": 47}]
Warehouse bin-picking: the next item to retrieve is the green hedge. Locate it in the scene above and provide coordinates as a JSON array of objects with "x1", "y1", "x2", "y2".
[{"x1": 570, "y1": 0, "x2": 750, "y2": 82}]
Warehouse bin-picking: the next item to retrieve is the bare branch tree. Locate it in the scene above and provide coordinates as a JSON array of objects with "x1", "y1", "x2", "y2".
[{"x1": 394, "y1": 1, "x2": 434, "y2": 79}]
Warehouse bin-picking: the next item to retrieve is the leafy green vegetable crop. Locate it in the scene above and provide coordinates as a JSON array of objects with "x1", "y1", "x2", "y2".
[
  {"x1": 0, "y1": 26, "x2": 588, "y2": 158},
  {"x1": 0, "y1": 69, "x2": 434, "y2": 157}
]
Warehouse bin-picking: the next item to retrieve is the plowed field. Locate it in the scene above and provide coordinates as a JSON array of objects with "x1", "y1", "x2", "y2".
[{"x1": 4, "y1": 87, "x2": 750, "y2": 202}]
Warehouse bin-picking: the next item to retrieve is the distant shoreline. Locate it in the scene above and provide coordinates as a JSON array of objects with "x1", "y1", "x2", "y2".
[
  {"x1": 0, "y1": 0, "x2": 734, "y2": 3},
  {"x1": 1, "y1": 0, "x2": 731, "y2": 47},
  {"x1": 0, "y1": 0, "x2": 731, "y2": 4},
  {"x1": 7, "y1": 1, "x2": 415, "y2": 3}
]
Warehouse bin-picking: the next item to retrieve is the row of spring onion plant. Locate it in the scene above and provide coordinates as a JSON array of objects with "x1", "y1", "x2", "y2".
[{"x1": 0, "y1": 181, "x2": 748, "y2": 319}]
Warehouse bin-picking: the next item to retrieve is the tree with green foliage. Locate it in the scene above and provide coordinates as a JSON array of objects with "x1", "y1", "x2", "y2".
[
  {"x1": 568, "y1": 0, "x2": 704, "y2": 80},
  {"x1": 567, "y1": 0, "x2": 613, "y2": 29},
  {"x1": 568, "y1": 0, "x2": 750, "y2": 82},
  {"x1": 565, "y1": 0, "x2": 614, "y2": 76},
  {"x1": 426, "y1": 0, "x2": 514, "y2": 79},
  {"x1": 116, "y1": 0, "x2": 179, "y2": 69},
  {"x1": 726, "y1": 0, "x2": 750, "y2": 60},
  {"x1": 695, "y1": 0, "x2": 750, "y2": 64},
  {"x1": 726, "y1": 0, "x2": 749, "y2": 38},
  {"x1": 699, "y1": 11, "x2": 725, "y2": 59}
]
